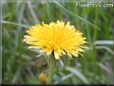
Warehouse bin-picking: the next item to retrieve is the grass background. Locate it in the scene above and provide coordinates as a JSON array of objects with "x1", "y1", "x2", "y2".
[{"x1": 2, "y1": 0, "x2": 114, "y2": 84}]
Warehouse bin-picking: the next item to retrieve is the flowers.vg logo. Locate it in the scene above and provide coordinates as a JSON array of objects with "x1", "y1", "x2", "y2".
[{"x1": 75, "y1": 2, "x2": 113, "y2": 7}]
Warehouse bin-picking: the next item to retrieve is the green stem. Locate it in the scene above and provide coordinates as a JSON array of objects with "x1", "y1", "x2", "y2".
[{"x1": 47, "y1": 54, "x2": 56, "y2": 84}]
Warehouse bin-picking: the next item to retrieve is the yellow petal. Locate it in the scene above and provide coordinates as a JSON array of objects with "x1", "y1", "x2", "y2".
[{"x1": 54, "y1": 51, "x2": 60, "y2": 60}]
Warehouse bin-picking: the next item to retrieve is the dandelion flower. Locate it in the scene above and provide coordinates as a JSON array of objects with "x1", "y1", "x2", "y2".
[
  {"x1": 38, "y1": 72, "x2": 47, "y2": 84},
  {"x1": 23, "y1": 20, "x2": 87, "y2": 60}
]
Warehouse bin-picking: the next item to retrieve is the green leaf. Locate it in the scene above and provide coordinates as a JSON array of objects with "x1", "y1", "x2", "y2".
[{"x1": 66, "y1": 66, "x2": 89, "y2": 84}]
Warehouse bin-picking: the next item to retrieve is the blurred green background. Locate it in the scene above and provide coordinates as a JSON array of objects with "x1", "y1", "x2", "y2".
[{"x1": 2, "y1": 0, "x2": 114, "y2": 84}]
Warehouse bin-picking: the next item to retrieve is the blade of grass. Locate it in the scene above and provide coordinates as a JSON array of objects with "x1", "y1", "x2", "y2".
[
  {"x1": 97, "y1": 63, "x2": 109, "y2": 73},
  {"x1": 95, "y1": 40, "x2": 114, "y2": 45},
  {"x1": 66, "y1": 66, "x2": 89, "y2": 84},
  {"x1": 1, "y1": 20, "x2": 29, "y2": 28},
  {"x1": 54, "y1": 1, "x2": 100, "y2": 30},
  {"x1": 26, "y1": 67, "x2": 38, "y2": 82},
  {"x1": 95, "y1": 46, "x2": 114, "y2": 55},
  {"x1": 27, "y1": 1, "x2": 39, "y2": 24},
  {"x1": 12, "y1": 69, "x2": 20, "y2": 83},
  {"x1": 54, "y1": 73, "x2": 74, "y2": 84}
]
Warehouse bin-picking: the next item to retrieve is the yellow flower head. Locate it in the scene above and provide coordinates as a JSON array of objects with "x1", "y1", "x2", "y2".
[
  {"x1": 38, "y1": 72, "x2": 47, "y2": 83},
  {"x1": 23, "y1": 20, "x2": 87, "y2": 60}
]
